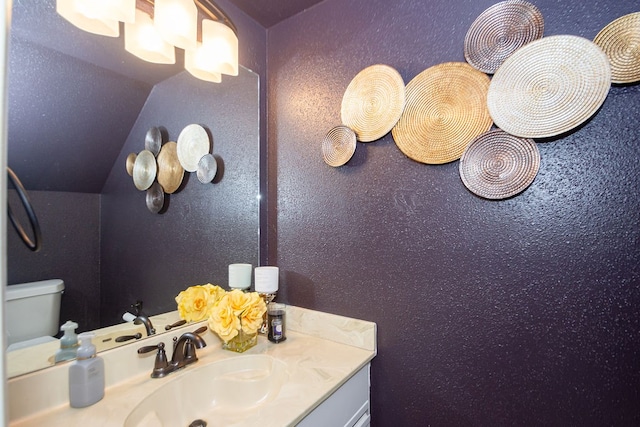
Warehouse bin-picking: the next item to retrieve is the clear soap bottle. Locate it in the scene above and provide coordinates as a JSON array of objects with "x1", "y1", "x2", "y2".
[
  {"x1": 55, "y1": 321, "x2": 79, "y2": 363},
  {"x1": 69, "y1": 332, "x2": 105, "y2": 408}
]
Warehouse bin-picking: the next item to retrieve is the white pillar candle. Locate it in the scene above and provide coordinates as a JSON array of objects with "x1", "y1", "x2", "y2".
[
  {"x1": 228, "y1": 263, "x2": 252, "y2": 290},
  {"x1": 254, "y1": 266, "x2": 279, "y2": 293}
]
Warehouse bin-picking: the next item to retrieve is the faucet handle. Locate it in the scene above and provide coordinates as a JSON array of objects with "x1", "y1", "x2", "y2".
[
  {"x1": 164, "y1": 319, "x2": 187, "y2": 330},
  {"x1": 115, "y1": 332, "x2": 143, "y2": 342},
  {"x1": 131, "y1": 300, "x2": 144, "y2": 315},
  {"x1": 138, "y1": 342, "x2": 169, "y2": 378},
  {"x1": 192, "y1": 325, "x2": 208, "y2": 335}
]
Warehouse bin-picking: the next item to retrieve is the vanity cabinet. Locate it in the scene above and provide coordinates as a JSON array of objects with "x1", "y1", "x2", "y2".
[{"x1": 297, "y1": 363, "x2": 371, "y2": 427}]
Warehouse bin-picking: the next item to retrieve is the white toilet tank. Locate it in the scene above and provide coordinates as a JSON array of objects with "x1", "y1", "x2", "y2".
[{"x1": 5, "y1": 279, "x2": 65, "y2": 348}]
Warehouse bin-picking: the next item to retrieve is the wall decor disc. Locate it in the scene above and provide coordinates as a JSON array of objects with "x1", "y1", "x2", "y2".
[
  {"x1": 459, "y1": 129, "x2": 540, "y2": 200},
  {"x1": 132, "y1": 149, "x2": 157, "y2": 191},
  {"x1": 391, "y1": 62, "x2": 493, "y2": 164},
  {"x1": 487, "y1": 35, "x2": 611, "y2": 138},
  {"x1": 177, "y1": 124, "x2": 210, "y2": 172},
  {"x1": 146, "y1": 182, "x2": 165, "y2": 214},
  {"x1": 197, "y1": 153, "x2": 218, "y2": 183},
  {"x1": 125, "y1": 153, "x2": 137, "y2": 176},
  {"x1": 341, "y1": 64, "x2": 405, "y2": 142},
  {"x1": 156, "y1": 141, "x2": 184, "y2": 193},
  {"x1": 464, "y1": 0, "x2": 544, "y2": 74},
  {"x1": 322, "y1": 125, "x2": 357, "y2": 167},
  {"x1": 594, "y1": 12, "x2": 640, "y2": 84},
  {"x1": 144, "y1": 127, "x2": 162, "y2": 156}
]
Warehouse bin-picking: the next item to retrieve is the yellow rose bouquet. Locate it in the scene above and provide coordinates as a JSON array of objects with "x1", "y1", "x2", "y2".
[{"x1": 176, "y1": 284, "x2": 267, "y2": 353}]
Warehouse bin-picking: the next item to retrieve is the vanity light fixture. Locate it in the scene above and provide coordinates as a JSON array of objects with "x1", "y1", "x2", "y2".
[{"x1": 56, "y1": 0, "x2": 238, "y2": 82}]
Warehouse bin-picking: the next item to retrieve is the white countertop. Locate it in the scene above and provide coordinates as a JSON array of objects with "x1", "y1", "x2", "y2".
[{"x1": 8, "y1": 306, "x2": 377, "y2": 426}]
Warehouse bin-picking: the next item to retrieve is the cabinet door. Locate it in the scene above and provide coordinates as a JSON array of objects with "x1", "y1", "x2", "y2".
[{"x1": 298, "y1": 364, "x2": 370, "y2": 427}]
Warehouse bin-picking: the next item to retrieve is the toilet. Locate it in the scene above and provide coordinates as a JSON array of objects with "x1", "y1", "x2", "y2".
[{"x1": 5, "y1": 279, "x2": 65, "y2": 351}]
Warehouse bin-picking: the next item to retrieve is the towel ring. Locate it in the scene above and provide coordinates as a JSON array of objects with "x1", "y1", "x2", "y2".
[{"x1": 7, "y1": 167, "x2": 42, "y2": 252}]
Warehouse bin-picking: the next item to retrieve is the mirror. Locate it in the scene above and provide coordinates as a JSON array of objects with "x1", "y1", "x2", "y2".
[{"x1": 5, "y1": 0, "x2": 260, "y2": 378}]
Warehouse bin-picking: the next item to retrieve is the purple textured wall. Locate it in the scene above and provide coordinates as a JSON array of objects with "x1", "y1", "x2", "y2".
[{"x1": 267, "y1": 0, "x2": 640, "y2": 424}]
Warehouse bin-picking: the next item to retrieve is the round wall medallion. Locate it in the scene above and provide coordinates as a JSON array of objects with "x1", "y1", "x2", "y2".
[
  {"x1": 459, "y1": 129, "x2": 540, "y2": 199},
  {"x1": 594, "y1": 12, "x2": 640, "y2": 84},
  {"x1": 487, "y1": 35, "x2": 611, "y2": 138},
  {"x1": 156, "y1": 141, "x2": 184, "y2": 194},
  {"x1": 464, "y1": 0, "x2": 544, "y2": 74},
  {"x1": 177, "y1": 124, "x2": 210, "y2": 172},
  {"x1": 322, "y1": 125, "x2": 357, "y2": 167},
  {"x1": 392, "y1": 62, "x2": 492, "y2": 164},
  {"x1": 341, "y1": 64, "x2": 405, "y2": 142},
  {"x1": 132, "y1": 150, "x2": 157, "y2": 191}
]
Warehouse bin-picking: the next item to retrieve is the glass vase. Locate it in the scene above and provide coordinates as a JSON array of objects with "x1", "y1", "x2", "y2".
[{"x1": 222, "y1": 327, "x2": 258, "y2": 353}]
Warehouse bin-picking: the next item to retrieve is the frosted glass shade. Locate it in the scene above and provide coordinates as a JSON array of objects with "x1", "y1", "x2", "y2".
[
  {"x1": 56, "y1": 0, "x2": 120, "y2": 37},
  {"x1": 186, "y1": 19, "x2": 238, "y2": 78},
  {"x1": 184, "y1": 46, "x2": 222, "y2": 82},
  {"x1": 81, "y1": 0, "x2": 136, "y2": 23},
  {"x1": 154, "y1": 0, "x2": 198, "y2": 50},
  {"x1": 125, "y1": 9, "x2": 175, "y2": 64}
]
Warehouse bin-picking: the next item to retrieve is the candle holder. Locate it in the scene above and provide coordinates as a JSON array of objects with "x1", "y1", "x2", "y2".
[{"x1": 258, "y1": 292, "x2": 277, "y2": 334}]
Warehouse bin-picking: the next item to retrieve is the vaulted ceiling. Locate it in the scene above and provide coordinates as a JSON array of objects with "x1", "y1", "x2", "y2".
[{"x1": 226, "y1": 0, "x2": 326, "y2": 28}]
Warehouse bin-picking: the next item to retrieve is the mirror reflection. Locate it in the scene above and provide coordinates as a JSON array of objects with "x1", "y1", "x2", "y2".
[{"x1": 5, "y1": 0, "x2": 260, "y2": 378}]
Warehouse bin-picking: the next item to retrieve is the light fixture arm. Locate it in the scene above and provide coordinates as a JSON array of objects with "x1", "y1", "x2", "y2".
[{"x1": 196, "y1": 0, "x2": 237, "y2": 36}]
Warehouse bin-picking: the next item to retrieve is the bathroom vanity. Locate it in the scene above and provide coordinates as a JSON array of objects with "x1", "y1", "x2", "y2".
[{"x1": 8, "y1": 306, "x2": 376, "y2": 426}]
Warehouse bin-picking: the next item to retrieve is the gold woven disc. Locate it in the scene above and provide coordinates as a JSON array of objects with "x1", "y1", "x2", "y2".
[
  {"x1": 464, "y1": 0, "x2": 544, "y2": 74},
  {"x1": 322, "y1": 126, "x2": 357, "y2": 167},
  {"x1": 594, "y1": 12, "x2": 640, "y2": 84},
  {"x1": 391, "y1": 62, "x2": 492, "y2": 164},
  {"x1": 487, "y1": 35, "x2": 611, "y2": 138},
  {"x1": 341, "y1": 64, "x2": 405, "y2": 142},
  {"x1": 156, "y1": 141, "x2": 184, "y2": 194},
  {"x1": 459, "y1": 129, "x2": 540, "y2": 200}
]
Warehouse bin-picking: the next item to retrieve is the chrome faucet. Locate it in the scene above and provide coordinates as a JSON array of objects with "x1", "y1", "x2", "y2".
[{"x1": 138, "y1": 327, "x2": 207, "y2": 378}]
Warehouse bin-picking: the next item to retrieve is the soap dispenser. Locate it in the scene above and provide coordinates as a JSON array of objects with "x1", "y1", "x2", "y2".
[
  {"x1": 69, "y1": 332, "x2": 105, "y2": 408},
  {"x1": 55, "y1": 321, "x2": 79, "y2": 363}
]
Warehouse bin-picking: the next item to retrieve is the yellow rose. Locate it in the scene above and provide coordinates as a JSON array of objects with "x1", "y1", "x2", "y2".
[
  {"x1": 175, "y1": 283, "x2": 224, "y2": 322},
  {"x1": 227, "y1": 289, "x2": 251, "y2": 315},
  {"x1": 240, "y1": 293, "x2": 267, "y2": 335},
  {"x1": 208, "y1": 294, "x2": 240, "y2": 342},
  {"x1": 201, "y1": 283, "x2": 226, "y2": 305}
]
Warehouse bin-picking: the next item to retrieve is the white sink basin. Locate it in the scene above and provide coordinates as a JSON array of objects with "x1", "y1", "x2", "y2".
[{"x1": 124, "y1": 354, "x2": 288, "y2": 427}]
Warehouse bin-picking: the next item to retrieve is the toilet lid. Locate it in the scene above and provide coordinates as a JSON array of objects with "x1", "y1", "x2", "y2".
[{"x1": 5, "y1": 279, "x2": 64, "y2": 301}]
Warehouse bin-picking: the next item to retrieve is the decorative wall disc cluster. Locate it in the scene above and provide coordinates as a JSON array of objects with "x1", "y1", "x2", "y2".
[
  {"x1": 392, "y1": 62, "x2": 493, "y2": 164},
  {"x1": 126, "y1": 124, "x2": 218, "y2": 213},
  {"x1": 464, "y1": 0, "x2": 544, "y2": 74},
  {"x1": 322, "y1": 3, "x2": 638, "y2": 200},
  {"x1": 593, "y1": 12, "x2": 640, "y2": 84},
  {"x1": 487, "y1": 35, "x2": 611, "y2": 138},
  {"x1": 459, "y1": 129, "x2": 540, "y2": 199}
]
